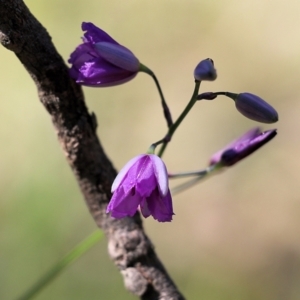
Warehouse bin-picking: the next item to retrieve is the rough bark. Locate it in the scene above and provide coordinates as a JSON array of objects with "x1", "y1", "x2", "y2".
[{"x1": 0, "y1": 1, "x2": 184, "y2": 299}]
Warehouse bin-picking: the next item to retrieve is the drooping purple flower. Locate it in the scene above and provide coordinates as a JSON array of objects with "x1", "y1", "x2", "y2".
[
  {"x1": 68, "y1": 22, "x2": 140, "y2": 87},
  {"x1": 107, "y1": 154, "x2": 174, "y2": 222},
  {"x1": 210, "y1": 128, "x2": 277, "y2": 166},
  {"x1": 194, "y1": 58, "x2": 217, "y2": 81}
]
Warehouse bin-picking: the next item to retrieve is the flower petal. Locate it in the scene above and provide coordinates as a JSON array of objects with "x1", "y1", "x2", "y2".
[
  {"x1": 76, "y1": 59, "x2": 137, "y2": 87},
  {"x1": 149, "y1": 155, "x2": 169, "y2": 196},
  {"x1": 82, "y1": 22, "x2": 119, "y2": 45},
  {"x1": 140, "y1": 198, "x2": 151, "y2": 218},
  {"x1": 111, "y1": 155, "x2": 145, "y2": 192},
  {"x1": 94, "y1": 42, "x2": 140, "y2": 72},
  {"x1": 146, "y1": 189, "x2": 174, "y2": 222},
  {"x1": 129, "y1": 156, "x2": 157, "y2": 197},
  {"x1": 68, "y1": 43, "x2": 95, "y2": 66},
  {"x1": 107, "y1": 186, "x2": 141, "y2": 218}
]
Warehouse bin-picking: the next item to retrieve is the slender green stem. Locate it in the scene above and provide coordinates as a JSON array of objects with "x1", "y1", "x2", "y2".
[
  {"x1": 212, "y1": 91, "x2": 227, "y2": 96},
  {"x1": 157, "y1": 80, "x2": 201, "y2": 157},
  {"x1": 139, "y1": 64, "x2": 173, "y2": 128},
  {"x1": 168, "y1": 169, "x2": 209, "y2": 179},
  {"x1": 16, "y1": 230, "x2": 103, "y2": 300},
  {"x1": 147, "y1": 139, "x2": 165, "y2": 154},
  {"x1": 169, "y1": 163, "x2": 221, "y2": 180},
  {"x1": 171, "y1": 175, "x2": 208, "y2": 195},
  {"x1": 151, "y1": 73, "x2": 173, "y2": 127},
  {"x1": 171, "y1": 163, "x2": 223, "y2": 195},
  {"x1": 212, "y1": 91, "x2": 237, "y2": 99}
]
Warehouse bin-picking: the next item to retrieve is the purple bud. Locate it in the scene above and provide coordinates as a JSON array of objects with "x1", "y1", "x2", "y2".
[
  {"x1": 194, "y1": 58, "x2": 217, "y2": 81},
  {"x1": 234, "y1": 93, "x2": 278, "y2": 124},
  {"x1": 68, "y1": 22, "x2": 139, "y2": 87},
  {"x1": 210, "y1": 128, "x2": 277, "y2": 166}
]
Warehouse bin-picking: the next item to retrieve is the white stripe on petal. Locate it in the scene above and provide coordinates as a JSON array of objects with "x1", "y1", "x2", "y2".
[
  {"x1": 111, "y1": 154, "x2": 145, "y2": 193},
  {"x1": 149, "y1": 155, "x2": 168, "y2": 197}
]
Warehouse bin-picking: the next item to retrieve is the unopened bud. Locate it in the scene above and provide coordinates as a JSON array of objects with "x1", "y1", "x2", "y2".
[
  {"x1": 225, "y1": 92, "x2": 278, "y2": 124},
  {"x1": 210, "y1": 128, "x2": 277, "y2": 166},
  {"x1": 194, "y1": 58, "x2": 217, "y2": 81},
  {"x1": 219, "y1": 129, "x2": 277, "y2": 166}
]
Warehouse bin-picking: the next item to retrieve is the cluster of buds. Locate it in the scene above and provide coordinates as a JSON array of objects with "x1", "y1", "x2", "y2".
[{"x1": 69, "y1": 22, "x2": 278, "y2": 222}]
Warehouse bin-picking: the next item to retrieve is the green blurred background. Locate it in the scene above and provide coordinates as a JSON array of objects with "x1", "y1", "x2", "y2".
[{"x1": 1, "y1": 0, "x2": 300, "y2": 299}]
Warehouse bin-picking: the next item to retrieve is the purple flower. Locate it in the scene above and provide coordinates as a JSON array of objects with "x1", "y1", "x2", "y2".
[
  {"x1": 68, "y1": 22, "x2": 140, "y2": 87},
  {"x1": 107, "y1": 154, "x2": 174, "y2": 222},
  {"x1": 194, "y1": 58, "x2": 217, "y2": 81},
  {"x1": 210, "y1": 128, "x2": 277, "y2": 166}
]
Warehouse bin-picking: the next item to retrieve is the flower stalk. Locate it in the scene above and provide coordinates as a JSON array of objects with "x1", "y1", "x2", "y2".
[
  {"x1": 157, "y1": 80, "x2": 201, "y2": 157},
  {"x1": 140, "y1": 64, "x2": 173, "y2": 128}
]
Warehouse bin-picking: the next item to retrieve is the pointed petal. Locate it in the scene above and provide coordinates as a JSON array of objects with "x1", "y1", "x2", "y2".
[
  {"x1": 146, "y1": 189, "x2": 174, "y2": 222},
  {"x1": 134, "y1": 156, "x2": 157, "y2": 197},
  {"x1": 111, "y1": 155, "x2": 145, "y2": 192},
  {"x1": 149, "y1": 155, "x2": 169, "y2": 197},
  {"x1": 107, "y1": 187, "x2": 141, "y2": 218},
  {"x1": 81, "y1": 22, "x2": 119, "y2": 45},
  {"x1": 76, "y1": 59, "x2": 136, "y2": 87},
  {"x1": 140, "y1": 199, "x2": 151, "y2": 218},
  {"x1": 162, "y1": 190, "x2": 174, "y2": 216},
  {"x1": 68, "y1": 43, "x2": 95, "y2": 65}
]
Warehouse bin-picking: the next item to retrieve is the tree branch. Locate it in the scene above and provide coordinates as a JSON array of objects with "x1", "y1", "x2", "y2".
[{"x1": 0, "y1": 1, "x2": 184, "y2": 299}]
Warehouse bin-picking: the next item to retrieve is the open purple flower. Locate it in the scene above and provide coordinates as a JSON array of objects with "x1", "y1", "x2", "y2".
[
  {"x1": 107, "y1": 154, "x2": 174, "y2": 222},
  {"x1": 68, "y1": 22, "x2": 140, "y2": 87},
  {"x1": 210, "y1": 127, "x2": 277, "y2": 166}
]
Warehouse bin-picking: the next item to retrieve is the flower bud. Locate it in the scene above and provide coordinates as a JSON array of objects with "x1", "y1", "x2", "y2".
[
  {"x1": 234, "y1": 93, "x2": 278, "y2": 124},
  {"x1": 220, "y1": 129, "x2": 277, "y2": 166},
  {"x1": 223, "y1": 92, "x2": 278, "y2": 123},
  {"x1": 194, "y1": 58, "x2": 217, "y2": 81},
  {"x1": 210, "y1": 128, "x2": 277, "y2": 167}
]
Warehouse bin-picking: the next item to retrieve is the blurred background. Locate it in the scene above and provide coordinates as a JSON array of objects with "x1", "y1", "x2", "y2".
[{"x1": 1, "y1": 0, "x2": 299, "y2": 299}]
